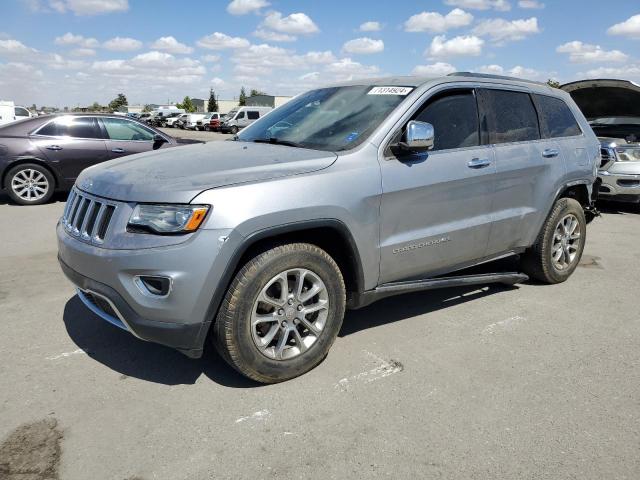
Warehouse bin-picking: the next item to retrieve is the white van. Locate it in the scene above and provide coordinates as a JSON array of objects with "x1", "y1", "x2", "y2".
[
  {"x1": 0, "y1": 101, "x2": 32, "y2": 126},
  {"x1": 183, "y1": 113, "x2": 206, "y2": 130},
  {"x1": 219, "y1": 106, "x2": 272, "y2": 134}
]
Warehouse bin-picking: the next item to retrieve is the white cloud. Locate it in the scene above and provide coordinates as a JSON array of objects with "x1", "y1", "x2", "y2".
[
  {"x1": 91, "y1": 51, "x2": 206, "y2": 83},
  {"x1": 45, "y1": 53, "x2": 88, "y2": 70},
  {"x1": 46, "y1": 0, "x2": 129, "y2": 15},
  {"x1": 324, "y1": 58, "x2": 380, "y2": 80},
  {"x1": 253, "y1": 29, "x2": 296, "y2": 42},
  {"x1": 556, "y1": 41, "x2": 628, "y2": 64},
  {"x1": 518, "y1": 0, "x2": 544, "y2": 8},
  {"x1": 70, "y1": 47, "x2": 96, "y2": 56},
  {"x1": 579, "y1": 64, "x2": 640, "y2": 81},
  {"x1": 262, "y1": 11, "x2": 319, "y2": 35},
  {"x1": 210, "y1": 77, "x2": 226, "y2": 87},
  {"x1": 197, "y1": 32, "x2": 250, "y2": 50},
  {"x1": 359, "y1": 21, "x2": 382, "y2": 32},
  {"x1": 475, "y1": 64, "x2": 541, "y2": 79},
  {"x1": 404, "y1": 8, "x2": 473, "y2": 33},
  {"x1": 226, "y1": 0, "x2": 269, "y2": 15},
  {"x1": 54, "y1": 32, "x2": 99, "y2": 47},
  {"x1": 102, "y1": 36, "x2": 142, "y2": 51},
  {"x1": 607, "y1": 14, "x2": 640, "y2": 40},
  {"x1": 0, "y1": 39, "x2": 37, "y2": 56},
  {"x1": 304, "y1": 51, "x2": 336, "y2": 64},
  {"x1": 412, "y1": 62, "x2": 457, "y2": 76},
  {"x1": 427, "y1": 35, "x2": 484, "y2": 58},
  {"x1": 230, "y1": 44, "x2": 335, "y2": 78},
  {"x1": 150, "y1": 36, "x2": 193, "y2": 54},
  {"x1": 201, "y1": 54, "x2": 221, "y2": 63},
  {"x1": 445, "y1": 0, "x2": 510, "y2": 11},
  {"x1": 342, "y1": 37, "x2": 384, "y2": 55},
  {"x1": 473, "y1": 17, "x2": 540, "y2": 43}
]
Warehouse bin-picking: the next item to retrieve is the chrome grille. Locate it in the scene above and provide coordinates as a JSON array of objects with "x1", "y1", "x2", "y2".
[{"x1": 62, "y1": 188, "x2": 117, "y2": 244}]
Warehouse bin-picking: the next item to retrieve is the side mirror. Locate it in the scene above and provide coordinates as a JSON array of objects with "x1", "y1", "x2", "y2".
[
  {"x1": 153, "y1": 134, "x2": 167, "y2": 144},
  {"x1": 399, "y1": 121, "x2": 434, "y2": 151}
]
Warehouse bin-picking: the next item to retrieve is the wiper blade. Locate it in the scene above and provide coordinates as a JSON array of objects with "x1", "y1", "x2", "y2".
[{"x1": 252, "y1": 138, "x2": 304, "y2": 148}]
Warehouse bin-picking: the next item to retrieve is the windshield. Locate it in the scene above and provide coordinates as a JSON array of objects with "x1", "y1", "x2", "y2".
[{"x1": 237, "y1": 85, "x2": 412, "y2": 151}]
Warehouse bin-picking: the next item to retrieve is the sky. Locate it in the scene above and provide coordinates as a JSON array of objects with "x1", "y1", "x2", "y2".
[{"x1": 1, "y1": 0, "x2": 639, "y2": 108}]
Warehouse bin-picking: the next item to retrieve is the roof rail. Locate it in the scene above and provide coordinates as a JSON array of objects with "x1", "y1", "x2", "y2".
[{"x1": 447, "y1": 72, "x2": 548, "y2": 87}]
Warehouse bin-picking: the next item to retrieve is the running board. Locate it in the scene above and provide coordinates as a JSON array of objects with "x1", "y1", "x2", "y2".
[{"x1": 347, "y1": 272, "x2": 529, "y2": 309}]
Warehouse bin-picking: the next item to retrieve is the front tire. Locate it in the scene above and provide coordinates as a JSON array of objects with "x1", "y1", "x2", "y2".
[
  {"x1": 214, "y1": 243, "x2": 346, "y2": 383},
  {"x1": 521, "y1": 197, "x2": 586, "y2": 284},
  {"x1": 5, "y1": 163, "x2": 55, "y2": 205},
  {"x1": 229, "y1": 126, "x2": 238, "y2": 135}
]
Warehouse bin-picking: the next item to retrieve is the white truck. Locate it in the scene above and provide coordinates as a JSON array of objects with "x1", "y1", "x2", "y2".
[{"x1": 0, "y1": 101, "x2": 32, "y2": 126}]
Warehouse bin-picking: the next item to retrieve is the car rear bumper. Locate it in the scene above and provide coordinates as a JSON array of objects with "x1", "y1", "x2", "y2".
[{"x1": 598, "y1": 170, "x2": 640, "y2": 202}]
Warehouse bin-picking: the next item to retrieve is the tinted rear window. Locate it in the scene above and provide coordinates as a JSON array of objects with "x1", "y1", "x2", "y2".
[
  {"x1": 37, "y1": 117, "x2": 102, "y2": 139},
  {"x1": 534, "y1": 94, "x2": 582, "y2": 138},
  {"x1": 481, "y1": 89, "x2": 540, "y2": 144},
  {"x1": 414, "y1": 90, "x2": 480, "y2": 151},
  {"x1": 247, "y1": 111, "x2": 259, "y2": 120}
]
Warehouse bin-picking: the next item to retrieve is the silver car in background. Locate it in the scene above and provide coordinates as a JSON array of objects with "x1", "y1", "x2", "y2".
[
  {"x1": 562, "y1": 79, "x2": 640, "y2": 204},
  {"x1": 57, "y1": 73, "x2": 599, "y2": 383}
]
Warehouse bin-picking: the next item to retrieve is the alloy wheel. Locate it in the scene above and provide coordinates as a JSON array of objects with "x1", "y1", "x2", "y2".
[
  {"x1": 251, "y1": 268, "x2": 329, "y2": 360},
  {"x1": 551, "y1": 213, "x2": 581, "y2": 270},
  {"x1": 11, "y1": 168, "x2": 50, "y2": 202}
]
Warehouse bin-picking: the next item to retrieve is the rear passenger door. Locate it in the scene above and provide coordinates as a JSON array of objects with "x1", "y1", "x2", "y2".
[
  {"x1": 378, "y1": 88, "x2": 496, "y2": 283},
  {"x1": 478, "y1": 88, "x2": 564, "y2": 255}
]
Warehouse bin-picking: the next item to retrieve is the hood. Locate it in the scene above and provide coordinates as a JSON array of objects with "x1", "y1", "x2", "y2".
[
  {"x1": 76, "y1": 140, "x2": 337, "y2": 203},
  {"x1": 560, "y1": 79, "x2": 640, "y2": 119}
]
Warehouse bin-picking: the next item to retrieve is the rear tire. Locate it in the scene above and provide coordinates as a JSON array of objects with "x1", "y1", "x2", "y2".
[
  {"x1": 5, "y1": 163, "x2": 55, "y2": 205},
  {"x1": 230, "y1": 126, "x2": 238, "y2": 135},
  {"x1": 213, "y1": 243, "x2": 346, "y2": 383},
  {"x1": 521, "y1": 197, "x2": 586, "y2": 284}
]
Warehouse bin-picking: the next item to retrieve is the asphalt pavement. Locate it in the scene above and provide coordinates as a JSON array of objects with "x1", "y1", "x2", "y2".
[{"x1": 0, "y1": 189, "x2": 638, "y2": 479}]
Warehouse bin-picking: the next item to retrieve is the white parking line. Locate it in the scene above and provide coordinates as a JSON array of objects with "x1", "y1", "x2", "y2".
[{"x1": 46, "y1": 348, "x2": 87, "y2": 360}]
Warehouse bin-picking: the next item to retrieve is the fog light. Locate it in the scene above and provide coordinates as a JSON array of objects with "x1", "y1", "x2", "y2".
[{"x1": 134, "y1": 275, "x2": 172, "y2": 297}]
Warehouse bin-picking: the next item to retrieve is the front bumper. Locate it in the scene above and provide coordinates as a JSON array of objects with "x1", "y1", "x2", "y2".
[
  {"x1": 57, "y1": 221, "x2": 235, "y2": 357},
  {"x1": 598, "y1": 170, "x2": 640, "y2": 202}
]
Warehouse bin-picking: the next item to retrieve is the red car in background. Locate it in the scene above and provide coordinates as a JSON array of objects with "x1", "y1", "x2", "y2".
[{"x1": 196, "y1": 112, "x2": 224, "y2": 131}]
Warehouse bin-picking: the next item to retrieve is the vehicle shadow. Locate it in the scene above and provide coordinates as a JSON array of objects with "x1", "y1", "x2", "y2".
[
  {"x1": 596, "y1": 200, "x2": 639, "y2": 215},
  {"x1": 63, "y1": 280, "x2": 517, "y2": 387}
]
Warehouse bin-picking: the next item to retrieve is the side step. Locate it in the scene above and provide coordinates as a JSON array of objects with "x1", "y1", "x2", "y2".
[{"x1": 347, "y1": 272, "x2": 529, "y2": 309}]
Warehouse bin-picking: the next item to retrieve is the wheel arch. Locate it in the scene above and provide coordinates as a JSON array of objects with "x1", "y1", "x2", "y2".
[{"x1": 556, "y1": 182, "x2": 590, "y2": 207}]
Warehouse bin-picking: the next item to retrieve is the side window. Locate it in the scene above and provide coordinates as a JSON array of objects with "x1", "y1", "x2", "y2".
[
  {"x1": 42, "y1": 117, "x2": 102, "y2": 139},
  {"x1": 102, "y1": 118, "x2": 155, "y2": 141},
  {"x1": 212, "y1": 114, "x2": 219, "y2": 119},
  {"x1": 247, "y1": 111, "x2": 260, "y2": 120},
  {"x1": 480, "y1": 89, "x2": 540, "y2": 144},
  {"x1": 534, "y1": 94, "x2": 582, "y2": 138},
  {"x1": 236, "y1": 111, "x2": 245, "y2": 119},
  {"x1": 414, "y1": 90, "x2": 480, "y2": 151},
  {"x1": 15, "y1": 107, "x2": 30, "y2": 117}
]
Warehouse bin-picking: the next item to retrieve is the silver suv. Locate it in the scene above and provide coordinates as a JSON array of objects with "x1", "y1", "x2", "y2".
[{"x1": 57, "y1": 74, "x2": 599, "y2": 383}]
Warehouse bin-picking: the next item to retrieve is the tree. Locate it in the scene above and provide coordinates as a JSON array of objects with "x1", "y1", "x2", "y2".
[
  {"x1": 90, "y1": 102, "x2": 102, "y2": 112},
  {"x1": 108, "y1": 93, "x2": 128, "y2": 112},
  {"x1": 546, "y1": 79, "x2": 561, "y2": 89},
  {"x1": 207, "y1": 88, "x2": 218, "y2": 112},
  {"x1": 249, "y1": 88, "x2": 267, "y2": 97},
  {"x1": 142, "y1": 104, "x2": 153, "y2": 113},
  {"x1": 238, "y1": 86, "x2": 247, "y2": 106},
  {"x1": 178, "y1": 96, "x2": 196, "y2": 113}
]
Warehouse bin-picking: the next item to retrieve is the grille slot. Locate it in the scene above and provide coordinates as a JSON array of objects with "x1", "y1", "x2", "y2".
[{"x1": 62, "y1": 188, "x2": 117, "y2": 244}]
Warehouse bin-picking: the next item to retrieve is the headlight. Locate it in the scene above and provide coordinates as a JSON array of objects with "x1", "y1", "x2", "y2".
[
  {"x1": 128, "y1": 204, "x2": 209, "y2": 234},
  {"x1": 615, "y1": 147, "x2": 640, "y2": 162}
]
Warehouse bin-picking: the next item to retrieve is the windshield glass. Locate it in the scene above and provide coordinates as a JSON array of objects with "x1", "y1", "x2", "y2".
[{"x1": 237, "y1": 85, "x2": 412, "y2": 151}]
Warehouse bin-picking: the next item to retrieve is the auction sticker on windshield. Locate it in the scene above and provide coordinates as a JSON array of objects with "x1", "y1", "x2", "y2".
[{"x1": 368, "y1": 86, "x2": 414, "y2": 95}]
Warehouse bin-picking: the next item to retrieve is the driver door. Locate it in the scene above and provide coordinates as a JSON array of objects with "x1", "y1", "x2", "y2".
[
  {"x1": 99, "y1": 117, "x2": 168, "y2": 159},
  {"x1": 378, "y1": 88, "x2": 496, "y2": 283}
]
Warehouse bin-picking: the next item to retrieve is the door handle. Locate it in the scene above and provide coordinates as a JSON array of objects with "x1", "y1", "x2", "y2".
[
  {"x1": 467, "y1": 158, "x2": 492, "y2": 169},
  {"x1": 111, "y1": 148, "x2": 125, "y2": 154},
  {"x1": 46, "y1": 145, "x2": 63, "y2": 151},
  {"x1": 542, "y1": 148, "x2": 559, "y2": 158}
]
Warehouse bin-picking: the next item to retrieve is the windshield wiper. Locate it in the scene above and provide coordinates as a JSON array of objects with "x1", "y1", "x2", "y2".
[{"x1": 252, "y1": 138, "x2": 304, "y2": 148}]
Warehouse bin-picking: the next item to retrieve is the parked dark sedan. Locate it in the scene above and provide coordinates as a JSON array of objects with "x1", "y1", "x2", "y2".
[{"x1": 0, "y1": 114, "x2": 200, "y2": 205}]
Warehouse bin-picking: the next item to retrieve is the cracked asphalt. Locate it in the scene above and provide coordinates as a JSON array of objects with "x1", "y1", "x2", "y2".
[{"x1": 0, "y1": 194, "x2": 638, "y2": 480}]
